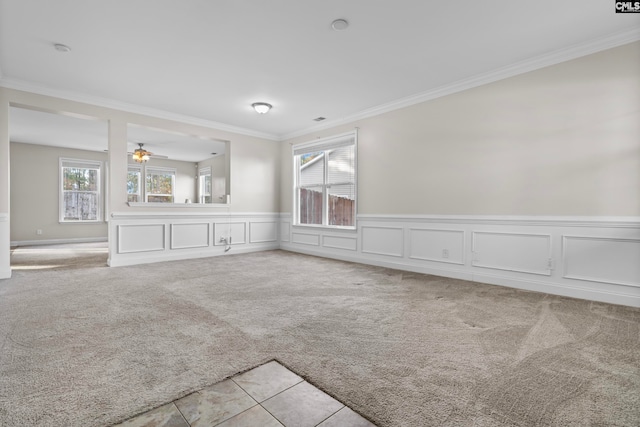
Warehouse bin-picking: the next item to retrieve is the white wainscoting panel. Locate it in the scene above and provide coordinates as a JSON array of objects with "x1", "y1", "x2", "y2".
[
  {"x1": 280, "y1": 215, "x2": 640, "y2": 306},
  {"x1": 472, "y1": 231, "x2": 552, "y2": 275},
  {"x1": 281, "y1": 221, "x2": 291, "y2": 242},
  {"x1": 409, "y1": 228, "x2": 464, "y2": 265},
  {"x1": 118, "y1": 224, "x2": 165, "y2": 254},
  {"x1": 361, "y1": 226, "x2": 404, "y2": 257},
  {"x1": 214, "y1": 222, "x2": 246, "y2": 246},
  {"x1": 109, "y1": 212, "x2": 280, "y2": 267},
  {"x1": 563, "y1": 236, "x2": 640, "y2": 287},
  {"x1": 0, "y1": 213, "x2": 10, "y2": 279},
  {"x1": 171, "y1": 223, "x2": 210, "y2": 249},
  {"x1": 249, "y1": 221, "x2": 278, "y2": 243},
  {"x1": 323, "y1": 234, "x2": 357, "y2": 251},
  {"x1": 292, "y1": 232, "x2": 320, "y2": 246}
]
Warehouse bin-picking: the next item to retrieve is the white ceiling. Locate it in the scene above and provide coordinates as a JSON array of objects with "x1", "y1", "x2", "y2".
[{"x1": 1, "y1": 1, "x2": 639, "y2": 141}]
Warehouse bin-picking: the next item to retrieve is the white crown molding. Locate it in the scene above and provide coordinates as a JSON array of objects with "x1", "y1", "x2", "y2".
[
  {"x1": 2, "y1": 28, "x2": 638, "y2": 143},
  {"x1": 281, "y1": 28, "x2": 640, "y2": 141},
  {"x1": 0, "y1": 78, "x2": 281, "y2": 142}
]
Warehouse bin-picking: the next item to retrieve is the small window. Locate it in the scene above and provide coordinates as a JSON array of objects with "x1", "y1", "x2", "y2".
[
  {"x1": 127, "y1": 166, "x2": 142, "y2": 203},
  {"x1": 293, "y1": 131, "x2": 357, "y2": 228},
  {"x1": 145, "y1": 167, "x2": 175, "y2": 203},
  {"x1": 60, "y1": 158, "x2": 102, "y2": 222},
  {"x1": 198, "y1": 166, "x2": 212, "y2": 204}
]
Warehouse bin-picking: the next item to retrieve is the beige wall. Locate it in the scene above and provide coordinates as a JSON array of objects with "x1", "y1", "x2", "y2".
[
  {"x1": 10, "y1": 142, "x2": 108, "y2": 241},
  {"x1": 281, "y1": 42, "x2": 640, "y2": 216},
  {"x1": 198, "y1": 154, "x2": 227, "y2": 203}
]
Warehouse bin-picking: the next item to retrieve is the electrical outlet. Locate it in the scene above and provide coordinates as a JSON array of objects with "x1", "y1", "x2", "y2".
[
  {"x1": 36, "y1": 229, "x2": 43, "y2": 235},
  {"x1": 442, "y1": 249, "x2": 449, "y2": 258}
]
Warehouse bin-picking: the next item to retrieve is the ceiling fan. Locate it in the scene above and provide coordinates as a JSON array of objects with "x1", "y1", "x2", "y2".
[{"x1": 130, "y1": 143, "x2": 168, "y2": 163}]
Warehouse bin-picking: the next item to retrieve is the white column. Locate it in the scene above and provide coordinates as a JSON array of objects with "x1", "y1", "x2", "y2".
[
  {"x1": 0, "y1": 89, "x2": 11, "y2": 278},
  {"x1": 106, "y1": 118, "x2": 128, "y2": 266}
]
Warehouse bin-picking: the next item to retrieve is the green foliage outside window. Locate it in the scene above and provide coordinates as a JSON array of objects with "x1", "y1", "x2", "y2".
[
  {"x1": 63, "y1": 167, "x2": 98, "y2": 191},
  {"x1": 146, "y1": 171, "x2": 174, "y2": 203}
]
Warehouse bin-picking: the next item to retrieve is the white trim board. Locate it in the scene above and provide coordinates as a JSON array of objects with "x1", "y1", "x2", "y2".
[
  {"x1": 108, "y1": 242, "x2": 279, "y2": 267},
  {"x1": 10, "y1": 237, "x2": 107, "y2": 247}
]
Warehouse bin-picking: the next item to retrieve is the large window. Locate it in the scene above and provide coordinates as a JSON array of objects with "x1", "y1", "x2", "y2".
[
  {"x1": 294, "y1": 131, "x2": 357, "y2": 228},
  {"x1": 60, "y1": 158, "x2": 102, "y2": 222},
  {"x1": 145, "y1": 167, "x2": 175, "y2": 203},
  {"x1": 127, "y1": 166, "x2": 142, "y2": 203}
]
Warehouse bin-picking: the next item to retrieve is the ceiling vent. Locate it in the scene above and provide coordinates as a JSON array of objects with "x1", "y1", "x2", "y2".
[{"x1": 313, "y1": 117, "x2": 326, "y2": 122}]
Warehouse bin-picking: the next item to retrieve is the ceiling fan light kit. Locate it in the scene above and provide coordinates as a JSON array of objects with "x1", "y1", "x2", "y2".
[{"x1": 132, "y1": 143, "x2": 152, "y2": 163}]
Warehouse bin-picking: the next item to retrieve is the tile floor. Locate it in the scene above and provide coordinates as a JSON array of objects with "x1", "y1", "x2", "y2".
[{"x1": 114, "y1": 361, "x2": 376, "y2": 427}]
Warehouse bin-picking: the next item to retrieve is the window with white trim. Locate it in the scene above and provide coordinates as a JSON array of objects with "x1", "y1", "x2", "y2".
[
  {"x1": 127, "y1": 166, "x2": 142, "y2": 203},
  {"x1": 145, "y1": 167, "x2": 175, "y2": 203},
  {"x1": 60, "y1": 158, "x2": 102, "y2": 222},
  {"x1": 293, "y1": 131, "x2": 357, "y2": 228},
  {"x1": 198, "y1": 166, "x2": 212, "y2": 204}
]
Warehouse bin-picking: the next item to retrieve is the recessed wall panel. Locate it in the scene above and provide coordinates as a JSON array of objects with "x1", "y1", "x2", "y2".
[
  {"x1": 281, "y1": 221, "x2": 291, "y2": 242},
  {"x1": 409, "y1": 228, "x2": 464, "y2": 264},
  {"x1": 171, "y1": 223, "x2": 209, "y2": 249},
  {"x1": 563, "y1": 236, "x2": 640, "y2": 287},
  {"x1": 323, "y1": 235, "x2": 357, "y2": 251},
  {"x1": 118, "y1": 224, "x2": 165, "y2": 254},
  {"x1": 292, "y1": 232, "x2": 320, "y2": 246},
  {"x1": 249, "y1": 221, "x2": 278, "y2": 243},
  {"x1": 472, "y1": 231, "x2": 551, "y2": 275},
  {"x1": 214, "y1": 222, "x2": 246, "y2": 245},
  {"x1": 361, "y1": 226, "x2": 403, "y2": 257}
]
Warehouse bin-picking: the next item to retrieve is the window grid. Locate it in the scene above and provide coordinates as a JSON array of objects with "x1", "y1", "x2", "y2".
[
  {"x1": 145, "y1": 167, "x2": 176, "y2": 203},
  {"x1": 60, "y1": 158, "x2": 102, "y2": 222},
  {"x1": 294, "y1": 131, "x2": 357, "y2": 229}
]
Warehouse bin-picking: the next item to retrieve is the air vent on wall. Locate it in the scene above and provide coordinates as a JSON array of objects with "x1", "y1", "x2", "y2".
[{"x1": 313, "y1": 117, "x2": 326, "y2": 122}]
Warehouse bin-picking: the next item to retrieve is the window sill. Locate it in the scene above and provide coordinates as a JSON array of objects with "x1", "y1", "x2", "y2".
[
  {"x1": 59, "y1": 220, "x2": 104, "y2": 225},
  {"x1": 292, "y1": 224, "x2": 357, "y2": 233},
  {"x1": 128, "y1": 202, "x2": 230, "y2": 208}
]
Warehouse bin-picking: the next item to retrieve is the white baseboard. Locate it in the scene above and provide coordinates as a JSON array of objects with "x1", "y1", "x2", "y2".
[
  {"x1": 281, "y1": 244, "x2": 474, "y2": 282},
  {"x1": 108, "y1": 242, "x2": 279, "y2": 267},
  {"x1": 10, "y1": 237, "x2": 108, "y2": 247},
  {"x1": 281, "y1": 214, "x2": 640, "y2": 308},
  {"x1": 472, "y1": 271, "x2": 640, "y2": 307}
]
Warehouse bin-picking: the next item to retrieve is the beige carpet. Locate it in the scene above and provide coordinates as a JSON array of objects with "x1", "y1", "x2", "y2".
[{"x1": 1, "y1": 245, "x2": 639, "y2": 426}]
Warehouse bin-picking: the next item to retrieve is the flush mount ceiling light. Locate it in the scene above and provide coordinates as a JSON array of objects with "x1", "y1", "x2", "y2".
[
  {"x1": 252, "y1": 102, "x2": 272, "y2": 114},
  {"x1": 331, "y1": 19, "x2": 349, "y2": 31},
  {"x1": 54, "y1": 43, "x2": 71, "y2": 52}
]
